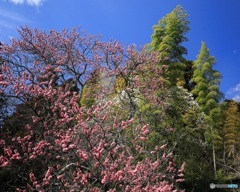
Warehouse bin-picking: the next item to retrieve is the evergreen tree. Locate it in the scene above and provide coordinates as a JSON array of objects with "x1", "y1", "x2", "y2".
[
  {"x1": 190, "y1": 42, "x2": 224, "y2": 177},
  {"x1": 148, "y1": 5, "x2": 190, "y2": 86},
  {"x1": 191, "y1": 42, "x2": 223, "y2": 114}
]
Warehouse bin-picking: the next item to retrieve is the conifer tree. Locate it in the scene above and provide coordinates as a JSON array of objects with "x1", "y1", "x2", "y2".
[{"x1": 149, "y1": 5, "x2": 190, "y2": 86}]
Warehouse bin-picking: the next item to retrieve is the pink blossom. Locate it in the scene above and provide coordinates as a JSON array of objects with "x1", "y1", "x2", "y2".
[
  {"x1": 179, "y1": 162, "x2": 186, "y2": 173},
  {"x1": 101, "y1": 175, "x2": 108, "y2": 184},
  {"x1": 29, "y1": 172, "x2": 36, "y2": 182},
  {"x1": 25, "y1": 124, "x2": 31, "y2": 131},
  {"x1": 0, "y1": 81, "x2": 9, "y2": 86},
  {"x1": 57, "y1": 174, "x2": 64, "y2": 180},
  {"x1": 11, "y1": 153, "x2": 21, "y2": 160},
  {"x1": 0, "y1": 139, "x2": 5, "y2": 145},
  {"x1": 0, "y1": 27, "x2": 184, "y2": 191},
  {"x1": 0, "y1": 161, "x2": 9, "y2": 167},
  {"x1": 45, "y1": 167, "x2": 53, "y2": 178},
  {"x1": 4, "y1": 148, "x2": 12, "y2": 157},
  {"x1": 162, "y1": 153, "x2": 166, "y2": 161},
  {"x1": 68, "y1": 144, "x2": 76, "y2": 149},
  {"x1": 160, "y1": 144, "x2": 167, "y2": 149},
  {"x1": 139, "y1": 136, "x2": 147, "y2": 140},
  {"x1": 79, "y1": 151, "x2": 88, "y2": 160},
  {"x1": 176, "y1": 178, "x2": 185, "y2": 182}
]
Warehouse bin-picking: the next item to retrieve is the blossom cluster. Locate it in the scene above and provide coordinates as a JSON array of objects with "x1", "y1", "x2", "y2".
[{"x1": 0, "y1": 27, "x2": 185, "y2": 191}]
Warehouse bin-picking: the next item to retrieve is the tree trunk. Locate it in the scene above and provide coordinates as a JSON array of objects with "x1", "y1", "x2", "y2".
[
  {"x1": 223, "y1": 141, "x2": 226, "y2": 165},
  {"x1": 211, "y1": 125, "x2": 217, "y2": 176}
]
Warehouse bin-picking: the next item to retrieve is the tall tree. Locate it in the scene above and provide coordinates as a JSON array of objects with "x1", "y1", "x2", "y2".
[
  {"x1": 223, "y1": 101, "x2": 239, "y2": 159},
  {"x1": 148, "y1": 5, "x2": 190, "y2": 86},
  {"x1": 215, "y1": 100, "x2": 240, "y2": 184},
  {"x1": 190, "y1": 42, "x2": 224, "y2": 176},
  {"x1": 191, "y1": 42, "x2": 223, "y2": 114}
]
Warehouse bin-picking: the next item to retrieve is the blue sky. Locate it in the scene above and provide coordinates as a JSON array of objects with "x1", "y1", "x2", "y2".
[{"x1": 0, "y1": 0, "x2": 240, "y2": 101}]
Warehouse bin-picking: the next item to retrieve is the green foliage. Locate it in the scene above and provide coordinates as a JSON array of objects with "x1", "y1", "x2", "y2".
[
  {"x1": 149, "y1": 5, "x2": 189, "y2": 59},
  {"x1": 148, "y1": 5, "x2": 190, "y2": 86},
  {"x1": 80, "y1": 70, "x2": 101, "y2": 107},
  {"x1": 113, "y1": 75, "x2": 126, "y2": 93},
  {"x1": 214, "y1": 169, "x2": 235, "y2": 188},
  {"x1": 191, "y1": 42, "x2": 224, "y2": 153},
  {"x1": 223, "y1": 101, "x2": 239, "y2": 158},
  {"x1": 191, "y1": 42, "x2": 223, "y2": 117},
  {"x1": 178, "y1": 141, "x2": 215, "y2": 192},
  {"x1": 80, "y1": 85, "x2": 96, "y2": 107}
]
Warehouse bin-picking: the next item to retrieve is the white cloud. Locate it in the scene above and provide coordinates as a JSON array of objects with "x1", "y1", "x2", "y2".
[
  {"x1": 233, "y1": 95, "x2": 240, "y2": 102},
  {"x1": 8, "y1": 0, "x2": 44, "y2": 6},
  {"x1": 0, "y1": 8, "x2": 30, "y2": 29},
  {"x1": 226, "y1": 83, "x2": 240, "y2": 101},
  {"x1": 234, "y1": 83, "x2": 240, "y2": 92},
  {"x1": 227, "y1": 83, "x2": 240, "y2": 94},
  {"x1": 9, "y1": 0, "x2": 24, "y2": 4},
  {"x1": 0, "y1": 8, "x2": 28, "y2": 23},
  {"x1": 0, "y1": 19, "x2": 15, "y2": 28}
]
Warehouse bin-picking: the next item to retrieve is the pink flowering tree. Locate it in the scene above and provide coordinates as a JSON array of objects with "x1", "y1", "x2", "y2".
[{"x1": 0, "y1": 27, "x2": 185, "y2": 191}]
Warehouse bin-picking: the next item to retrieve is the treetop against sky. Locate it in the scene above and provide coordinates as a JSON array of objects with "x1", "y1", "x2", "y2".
[{"x1": 0, "y1": 0, "x2": 240, "y2": 100}]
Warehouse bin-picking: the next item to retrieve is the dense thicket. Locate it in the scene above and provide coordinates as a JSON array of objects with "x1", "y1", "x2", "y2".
[
  {"x1": 147, "y1": 5, "x2": 239, "y2": 192},
  {"x1": 0, "y1": 5, "x2": 239, "y2": 192}
]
